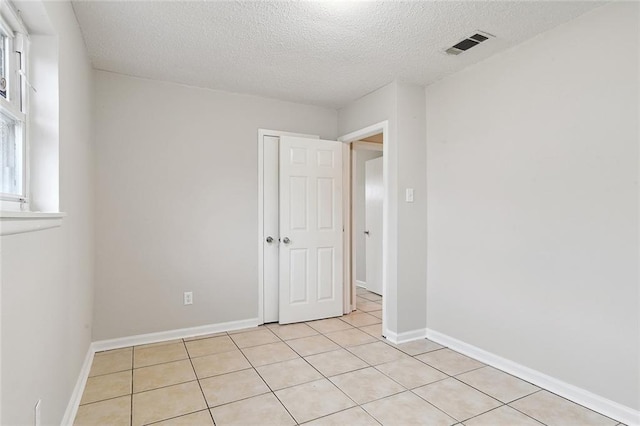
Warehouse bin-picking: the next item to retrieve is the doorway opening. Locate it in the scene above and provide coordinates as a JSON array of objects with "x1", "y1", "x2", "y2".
[
  {"x1": 339, "y1": 121, "x2": 389, "y2": 339},
  {"x1": 348, "y1": 135, "x2": 384, "y2": 336}
]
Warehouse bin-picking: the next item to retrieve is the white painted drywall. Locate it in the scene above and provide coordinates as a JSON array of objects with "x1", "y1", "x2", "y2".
[
  {"x1": 0, "y1": 2, "x2": 95, "y2": 424},
  {"x1": 339, "y1": 80, "x2": 427, "y2": 337},
  {"x1": 29, "y1": 35, "x2": 59, "y2": 213},
  {"x1": 426, "y1": 2, "x2": 639, "y2": 411},
  {"x1": 93, "y1": 71, "x2": 337, "y2": 340},
  {"x1": 355, "y1": 149, "x2": 383, "y2": 284},
  {"x1": 395, "y1": 83, "x2": 427, "y2": 334}
]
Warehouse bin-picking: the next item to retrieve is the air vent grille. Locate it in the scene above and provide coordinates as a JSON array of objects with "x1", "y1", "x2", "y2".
[
  {"x1": 445, "y1": 31, "x2": 494, "y2": 56},
  {"x1": 470, "y1": 33, "x2": 489, "y2": 42},
  {"x1": 452, "y1": 39, "x2": 479, "y2": 51}
]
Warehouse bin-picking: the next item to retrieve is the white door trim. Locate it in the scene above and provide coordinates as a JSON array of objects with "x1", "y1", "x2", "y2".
[
  {"x1": 339, "y1": 121, "x2": 391, "y2": 339},
  {"x1": 257, "y1": 129, "x2": 319, "y2": 325},
  {"x1": 353, "y1": 141, "x2": 383, "y2": 152}
]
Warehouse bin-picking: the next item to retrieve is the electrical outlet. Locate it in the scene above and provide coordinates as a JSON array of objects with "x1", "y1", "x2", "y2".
[
  {"x1": 34, "y1": 399, "x2": 41, "y2": 426},
  {"x1": 183, "y1": 291, "x2": 193, "y2": 305}
]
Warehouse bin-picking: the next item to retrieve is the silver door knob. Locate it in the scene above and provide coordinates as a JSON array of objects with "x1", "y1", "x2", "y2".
[
  {"x1": 266, "y1": 236, "x2": 274, "y2": 243},
  {"x1": 283, "y1": 237, "x2": 291, "y2": 244}
]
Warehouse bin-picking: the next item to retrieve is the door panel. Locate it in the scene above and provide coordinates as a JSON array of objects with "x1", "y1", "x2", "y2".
[
  {"x1": 317, "y1": 247, "x2": 335, "y2": 301},
  {"x1": 289, "y1": 176, "x2": 308, "y2": 230},
  {"x1": 365, "y1": 156, "x2": 383, "y2": 296},
  {"x1": 289, "y1": 249, "x2": 309, "y2": 303},
  {"x1": 279, "y1": 136, "x2": 343, "y2": 324},
  {"x1": 317, "y1": 178, "x2": 334, "y2": 229}
]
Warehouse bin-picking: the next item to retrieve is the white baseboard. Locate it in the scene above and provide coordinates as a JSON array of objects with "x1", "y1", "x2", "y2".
[
  {"x1": 61, "y1": 345, "x2": 94, "y2": 426},
  {"x1": 384, "y1": 327, "x2": 427, "y2": 345},
  {"x1": 92, "y1": 317, "x2": 260, "y2": 352},
  {"x1": 355, "y1": 280, "x2": 366, "y2": 288},
  {"x1": 61, "y1": 317, "x2": 260, "y2": 425},
  {"x1": 426, "y1": 329, "x2": 640, "y2": 426}
]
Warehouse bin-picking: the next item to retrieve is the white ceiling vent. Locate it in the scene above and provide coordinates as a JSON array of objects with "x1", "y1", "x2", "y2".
[{"x1": 445, "y1": 31, "x2": 495, "y2": 55}]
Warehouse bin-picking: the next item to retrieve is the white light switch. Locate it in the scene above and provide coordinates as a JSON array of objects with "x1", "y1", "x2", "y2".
[{"x1": 406, "y1": 188, "x2": 414, "y2": 203}]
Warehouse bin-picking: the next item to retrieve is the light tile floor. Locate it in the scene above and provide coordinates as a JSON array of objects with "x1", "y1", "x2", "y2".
[{"x1": 75, "y1": 288, "x2": 624, "y2": 426}]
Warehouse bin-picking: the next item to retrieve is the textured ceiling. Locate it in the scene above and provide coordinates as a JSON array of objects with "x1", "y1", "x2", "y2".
[{"x1": 71, "y1": 1, "x2": 603, "y2": 108}]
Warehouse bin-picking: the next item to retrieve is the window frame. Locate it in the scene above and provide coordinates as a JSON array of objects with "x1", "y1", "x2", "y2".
[{"x1": 0, "y1": 0, "x2": 29, "y2": 212}]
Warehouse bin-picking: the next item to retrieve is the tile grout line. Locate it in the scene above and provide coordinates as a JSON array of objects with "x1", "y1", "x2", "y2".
[
  {"x1": 330, "y1": 292, "x2": 503, "y2": 424},
  {"x1": 142, "y1": 408, "x2": 212, "y2": 426},
  {"x1": 404, "y1": 353, "x2": 549, "y2": 425},
  {"x1": 183, "y1": 336, "x2": 220, "y2": 425},
  {"x1": 299, "y1": 406, "x2": 383, "y2": 426},
  {"x1": 419, "y1": 339, "x2": 587, "y2": 424},
  {"x1": 77, "y1": 371, "x2": 132, "y2": 406},
  {"x1": 463, "y1": 403, "x2": 547, "y2": 426},
  {"x1": 252, "y1": 319, "x2": 386, "y2": 423},
  {"x1": 349, "y1": 293, "x2": 464, "y2": 424},
  {"x1": 406, "y1": 350, "x2": 541, "y2": 424},
  {"x1": 292, "y1": 296, "x2": 389, "y2": 422},
  {"x1": 447, "y1": 365, "x2": 552, "y2": 421},
  {"x1": 412, "y1": 347, "x2": 488, "y2": 377},
  {"x1": 505, "y1": 390, "x2": 551, "y2": 426},
  {"x1": 127, "y1": 334, "x2": 238, "y2": 396},
  {"x1": 125, "y1": 344, "x2": 240, "y2": 373},
  {"x1": 508, "y1": 388, "x2": 622, "y2": 425},
  {"x1": 101, "y1": 341, "x2": 229, "y2": 424},
  {"x1": 130, "y1": 338, "x2": 223, "y2": 425},
  {"x1": 445, "y1": 374, "x2": 506, "y2": 405},
  {"x1": 226, "y1": 326, "x2": 301, "y2": 425},
  {"x1": 407, "y1": 386, "x2": 498, "y2": 425},
  {"x1": 76, "y1": 393, "x2": 137, "y2": 409},
  {"x1": 277, "y1": 312, "x2": 418, "y2": 423},
  {"x1": 86, "y1": 367, "x2": 133, "y2": 379}
]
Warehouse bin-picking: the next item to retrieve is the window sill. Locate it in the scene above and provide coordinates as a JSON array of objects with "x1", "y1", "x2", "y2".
[{"x1": 0, "y1": 211, "x2": 66, "y2": 236}]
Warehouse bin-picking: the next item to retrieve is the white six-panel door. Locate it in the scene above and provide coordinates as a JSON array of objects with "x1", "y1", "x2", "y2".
[{"x1": 279, "y1": 136, "x2": 343, "y2": 324}]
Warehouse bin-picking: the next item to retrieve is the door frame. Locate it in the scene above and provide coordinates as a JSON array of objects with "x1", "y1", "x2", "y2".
[
  {"x1": 339, "y1": 121, "x2": 390, "y2": 338},
  {"x1": 257, "y1": 129, "x2": 320, "y2": 325}
]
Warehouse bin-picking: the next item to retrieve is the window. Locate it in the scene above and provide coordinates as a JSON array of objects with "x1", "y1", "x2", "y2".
[
  {"x1": 0, "y1": 1, "x2": 28, "y2": 211},
  {"x1": 1, "y1": 110, "x2": 22, "y2": 195},
  {"x1": 0, "y1": 33, "x2": 7, "y2": 98}
]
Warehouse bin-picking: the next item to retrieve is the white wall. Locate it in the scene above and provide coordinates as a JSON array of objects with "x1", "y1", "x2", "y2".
[
  {"x1": 426, "y1": 2, "x2": 639, "y2": 412},
  {"x1": 1, "y1": 2, "x2": 94, "y2": 424},
  {"x1": 355, "y1": 149, "x2": 383, "y2": 284},
  {"x1": 29, "y1": 34, "x2": 59, "y2": 213},
  {"x1": 93, "y1": 71, "x2": 337, "y2": 340},
  {"x1": 339, "y1": 81, "x2": 427, "y2": 337},
  {"x1": 395, "y1": 83, "x2": 427, "y2": 334}
]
